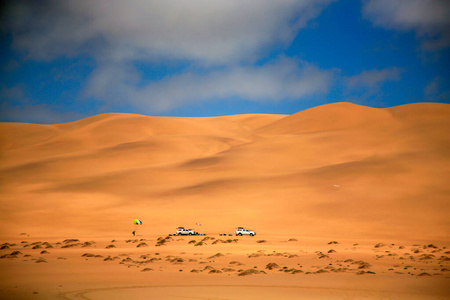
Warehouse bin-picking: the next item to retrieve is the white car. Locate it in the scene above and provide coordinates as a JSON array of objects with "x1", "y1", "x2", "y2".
[
  {"x1": 236, "y1": 227, "x2": 256, "y2": 236},
  {"x1": 176, "y1": 227, "x2": 195, "y2": 235}
]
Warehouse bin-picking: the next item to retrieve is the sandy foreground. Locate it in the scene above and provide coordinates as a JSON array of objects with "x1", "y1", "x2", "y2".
[
  {"x1": 0, "y1": 102, "x2": 449, "y2": 299},
  {"x1": 0, "y1": 234, "x2": 449, "y2": 299}
]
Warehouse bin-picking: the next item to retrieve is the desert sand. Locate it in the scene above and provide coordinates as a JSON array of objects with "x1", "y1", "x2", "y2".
[{"x1": 0, "y1": 102, "x2": 449, "y2": 299}]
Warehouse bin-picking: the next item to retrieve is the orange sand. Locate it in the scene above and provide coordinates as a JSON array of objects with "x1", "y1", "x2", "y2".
[{"x1": 0, "y1": 102, "x2": 449, "y2": 299}]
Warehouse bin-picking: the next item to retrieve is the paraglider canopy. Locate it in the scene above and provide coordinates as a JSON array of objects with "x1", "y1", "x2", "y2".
[{"x1": 134, "y1": 219, "x2": 142, "y2": 225}]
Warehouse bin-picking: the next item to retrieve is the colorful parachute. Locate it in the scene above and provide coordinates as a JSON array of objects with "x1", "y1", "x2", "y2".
[{"x1": 134, "y1": 219, "x2": 142, "y2": 225}]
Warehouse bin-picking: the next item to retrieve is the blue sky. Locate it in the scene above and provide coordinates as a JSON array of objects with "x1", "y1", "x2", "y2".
[{"x1": 1, "y1": 0, "x2": 449, "y2": 124}]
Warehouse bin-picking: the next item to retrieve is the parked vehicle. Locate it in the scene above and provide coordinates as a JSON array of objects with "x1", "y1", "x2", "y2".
[
  {"x1": 236, "y1": 227, "x2": 256, "y2": 236},
  {"x1": 176, "y1": 227, "x2": 196, "y2": 235}
]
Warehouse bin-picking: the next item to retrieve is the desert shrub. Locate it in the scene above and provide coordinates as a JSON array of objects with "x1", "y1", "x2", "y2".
[
  {"x1": 315, "y1": 269, "x2": 329, "y2": 274},
  {"x1": 194, "y1": 242, "x2": 203, "y2": 246},
  {"x1": 265, "y1": 263, "x2": 279, "y2": 270},
  {"x1": 257, "y1": 240, "x2": 266, "y2": 243},
  {"x1": 352, "y1": 260, "x2": 371, "y2": 269},
  {"x1": 238, "y1": 269, "x2": 264, "y2": 276},
  {"x1": 63, "y1": 239, "x2": 80, "y2": 244},
  {"x1": 141, "y1": 268, "x2": 153, "y2": 272},
  {"x1": 81, "y1": 242, "x2": 93, "y2": 247},
  {"x1": 209, "y1": 269, "x2": 222, "y2": 274},
  {"x1": 248, "y1": 253, "x2": 264, "y2": 258},
  {"x1": 121, "y1": 257, "x2": 134, "y2": 263},
  {"x1": 156, "y1": 239, "x2": 166, "y2": 246},
  {"x1": 221, "y1": 268, "x2": 235, "y2": 272},
  {"x1": 105, "y1": 244, "x2": 116, "y2": 249},
  {"x1": 207, "y1": 253, "x2": 224, "y2": 259},
  {"x1": 82, "y1": 253, "x2": 96, "y2": 257},
  {"x1": 170, "y1": 257, "x2": 184, "y2": 263},
  {"x1": 317, "y1": 252, "x2": 329, "y2": 259},
  {"x1": 62, "y1": 243, "x2": 81, "y2": 248}
]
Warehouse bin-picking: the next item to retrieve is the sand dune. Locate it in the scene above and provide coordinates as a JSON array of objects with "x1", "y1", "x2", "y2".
[
  {"x1": 0, "y1": 102, "x2": 449, "y2": 239},
  {"x1": 0, "y1": 102, "x2": 449, "y2": 298}
]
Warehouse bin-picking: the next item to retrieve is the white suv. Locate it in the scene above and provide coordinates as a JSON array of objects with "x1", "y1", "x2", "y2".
[
  {"x1": 236, "y1": 227, "x2": 256, "y2": 236},
  {"x1": 176, "y1": 227, "x2": 195, "y2": 235}
]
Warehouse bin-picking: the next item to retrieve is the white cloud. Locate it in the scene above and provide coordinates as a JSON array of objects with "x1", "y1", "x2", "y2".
[
  {"x1": 0, "y1": 85, "x2": 84, "y2": 123},
  {"x1": 85, "y1": 57, "x2": 334, "y2": 112},
  {"x1": 424, "y1": 77, "x2": 439, "y2": 96},
  {"x1": 1, "y1": 0, "x2": 336, "y2": 114},
  {"x1": 3, "y1": 0, "x2": 334, "y2": 64},
  {"x1": 424, "y1": 76, "x2": 450, "y2": 101},
  {"x1": 0, "y1": 85, "x2": 25, "y2": 100},
  {"x1": 363, "y1": 0, "x2": 450, "y2": 51},
  {"x1": 0, "y1": 103, "x2": 84, "y2": 124},
  {"x1": 346, "y1": 67, "x2": 402, "y2": 88}
]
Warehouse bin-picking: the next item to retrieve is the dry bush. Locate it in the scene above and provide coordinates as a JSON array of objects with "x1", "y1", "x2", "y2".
[
  {"x1": 265, "y1": 263, "x2": 279, "y2": 270},
  {"x1": 208, "y1": 253, "x2": 224, "y2": 259},
  {"x1": 141, "y1": 268, "x2": 153, "y2": 272},
  {"x1": 238, "y1": 269, "x2": 265, "y2": 276}
]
